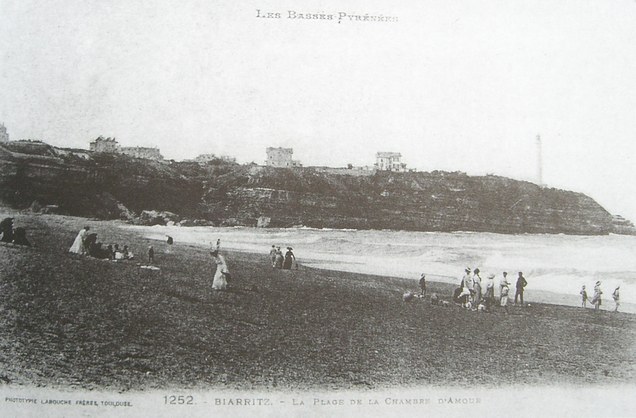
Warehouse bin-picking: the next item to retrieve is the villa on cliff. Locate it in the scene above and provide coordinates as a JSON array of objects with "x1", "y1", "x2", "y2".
[
  {"x1": 375, "y1": 152, "x2": 407, "y2": 172},
  {"x1": 89, "y1": 136, "x2": 163, "y2": 161},
  {"x1": 265, "y1": 147, "x2": 302, "y2": 168}
]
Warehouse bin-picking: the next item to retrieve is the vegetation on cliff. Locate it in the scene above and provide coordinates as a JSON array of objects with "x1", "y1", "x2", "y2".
[{"x1": 0, "y1": 142, "x2": 616, "y2": 234}]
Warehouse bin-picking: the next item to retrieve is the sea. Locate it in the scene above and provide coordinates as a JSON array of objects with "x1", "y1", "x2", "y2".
[{"x1": 123, "y1": 225, "x2": 636, "y2": 314}]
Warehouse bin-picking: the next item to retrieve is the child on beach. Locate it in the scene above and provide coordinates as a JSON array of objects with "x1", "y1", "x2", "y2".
[{"x1": 580, "y1": 285, "x2": 588, "y2": 308}]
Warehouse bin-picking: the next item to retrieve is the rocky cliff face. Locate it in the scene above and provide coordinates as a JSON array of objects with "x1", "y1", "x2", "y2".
[
  {"x1": 0, "y1": 142, "x2": 615, "y2": 234},
  {"x1": 200, "y1": 167, "x2": 613, "y2": 234}
]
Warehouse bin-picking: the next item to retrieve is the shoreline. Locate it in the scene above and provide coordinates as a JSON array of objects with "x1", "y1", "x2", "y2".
[
  {"x1": 127, "y1": 222, "x2": 636, "y2": 314},
  {"x1": 0, "y1": 211, "x2": 635, "y2": 391}
]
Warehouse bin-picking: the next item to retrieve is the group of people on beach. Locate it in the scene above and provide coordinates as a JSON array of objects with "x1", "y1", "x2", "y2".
[
  {"x1": 580, "y1": 282, "x2": 620, "y2": 312},
  {"x1": 0, "y1": 217, "x2": 31, "y2": 246},
  {"x1": 425, "y1": 268, "x2": 529, "y2": 313},
  {"x1": 69, "y1": 226, "x2": 134, "y2": 261},
  {"x1": 69, "y1": 226, "x2": 232, "y2": 291},
  {"x1": 268, "y1": 245, "x2": 297, "y2": 270}
]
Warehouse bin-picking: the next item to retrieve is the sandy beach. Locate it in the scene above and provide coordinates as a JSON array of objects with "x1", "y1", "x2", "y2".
[{"x1": 0, "y1": 211, "x2": 635, "y2": 391}]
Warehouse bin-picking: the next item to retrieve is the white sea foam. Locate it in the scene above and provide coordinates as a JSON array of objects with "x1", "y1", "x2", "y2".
[{"x1": 121, "y1": 224, "x2": 636, "y2": 313}]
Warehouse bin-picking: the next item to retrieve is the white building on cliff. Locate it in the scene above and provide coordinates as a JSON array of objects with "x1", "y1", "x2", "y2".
[
  {"x1": 266, "y1": 147, "x2": 302, "y2": 168},
  {"x1": 89, "y1": 136, "x2": 163, "y2": 161},
  {"x1": 375, "y1": 152, "x2": 406, "y2": 172}
]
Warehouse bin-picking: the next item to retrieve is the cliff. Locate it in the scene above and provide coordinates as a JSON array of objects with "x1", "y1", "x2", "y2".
[{"x1": 0, "y1": 142, "x2": 617, "y2": 234}]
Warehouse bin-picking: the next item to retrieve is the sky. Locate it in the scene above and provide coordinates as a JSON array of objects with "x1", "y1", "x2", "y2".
[{"x1": 1, "y1": 0, "x2": 635, "y2": 221}]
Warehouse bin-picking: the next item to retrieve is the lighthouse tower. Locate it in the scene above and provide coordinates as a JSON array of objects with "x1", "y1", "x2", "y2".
[{"x1": 536, "y1": 134, "x2": 543, "y2": 186}]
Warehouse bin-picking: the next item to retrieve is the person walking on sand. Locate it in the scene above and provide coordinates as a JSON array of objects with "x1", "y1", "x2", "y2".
[
  {"x1": 419, "y1": 273, "x2": 427, "y2": 296},
  {"x1": 274, "y1": 247, "x2": 284, "y2": 269},
  {"x1": 500, "y1": 276, "x2": 511, "y2": 314},
  {"x1": 269, "y1": 245, "x2": 277, "y2": 268},
  {"x1": 211, "y1": 250, "x2": 230, "y2": 290},
  {"x1": 283, "y1": 247, "x2": 295, "y2": 270},
  {"x1": 580, "y1": 285, "x2": 588, "y2": 308},
  {"x1": 591, "y1": 281, "x2": 602, "y2": 311},
  {"x1": 514, "y1": 272, "x2": 528, "y2": 305},
  {"x1": 148, "y1": 246, "x2": 155, "y2": 264},
  {"x1": 612, "y1": 286, "x2": 620, "y2": 312},
  {"x1": 69, "y1": 226, "x2": 90, "y2": 255}
]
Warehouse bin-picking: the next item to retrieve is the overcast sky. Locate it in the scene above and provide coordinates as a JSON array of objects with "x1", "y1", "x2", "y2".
[{"x1": 1, "y1": 0, "x2": 635, "y2": 221}]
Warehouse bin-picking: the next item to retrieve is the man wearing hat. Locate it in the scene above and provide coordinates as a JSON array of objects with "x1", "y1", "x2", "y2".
[{"x1": 514, "y1": 272, "x2": 528, "y2": 305}]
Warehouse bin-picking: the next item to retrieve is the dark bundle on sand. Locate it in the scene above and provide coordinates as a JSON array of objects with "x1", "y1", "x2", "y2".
[{"x1": 12, "y1": 227, "x2": 31, "y2": 246}]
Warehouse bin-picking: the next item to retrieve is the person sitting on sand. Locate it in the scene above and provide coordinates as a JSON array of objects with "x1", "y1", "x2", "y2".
[
  {"x1": 69, "y1": 226, "x2": 90, "y2": 255},
  {"x1": 419, "y1": 273, "x2": 427, "y2": 296},
  {"x1": 211, "y1": 250, "x2": 230, "y2": 290},
  {"x1": 123, "y1": 245, "x2": 133, "y2": 260},
  {"x1": 12, "y1": 227, "x2": 31, "y2": 246},
  {"x1": 0, "y1": 217, "x2": 14, "y2": 243},
  {"x1": 591, "y1": 281, "x2": 602, "y2": 312},
  {"x1": 580, "y1": 285, "x2": 588, "y2": 308},
  {"x1": 84, "y1": 233, "x2": 98, "y2": 257},
  {"x1": 612, "y1": 286, "x2": 620, "y2": 312}
]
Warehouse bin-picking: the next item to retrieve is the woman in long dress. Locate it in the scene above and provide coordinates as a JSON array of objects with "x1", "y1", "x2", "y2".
[
  {"x1": 283, "y1": 247, "x2": 295, "y2": 269},
  {"x1": 69, "y1": 226, "x2": 89, "y2": 254},
  {"x1": 211, "y1": 250, "x2": 230, "y2": 290},
  {"x1": 591, "y1": 281, "x2": 603, "y2": 311}
]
